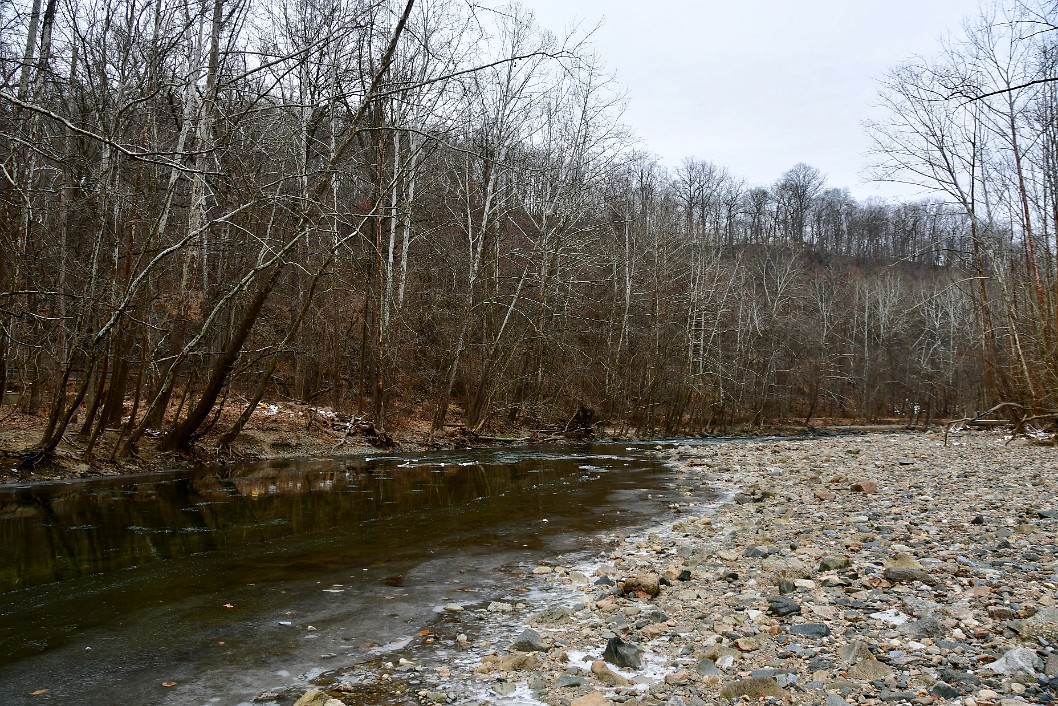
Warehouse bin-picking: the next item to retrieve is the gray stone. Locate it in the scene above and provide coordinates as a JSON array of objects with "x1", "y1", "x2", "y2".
[
  {"x1": 768, "y1": 595, "x2": 802, "y2": 616},
  {"x1": 879, "y1": 691, "x2": 916, "y2": 702},
  {"x1": 899, "y1": 616, "x2": 945, "y2": 638},
  {"x1": 555, "y1": 675, "x2": 588, "y2": 688},
  {"x1": 825, "y1": 695, "x2": 853, "y2": 706},
  {"x1": 1046, "y1": 653, "x2": 1058, "y2": 678},
  {"x1": 511, "y1": 628, "x2": 548, "y2": 653},
  {"x1": 837, "y1": 640, "x2": 874, "y2": 665},
  {"x1": 985, "y1": 647, "x2": 1043, "y2": 676},
  {"x1": 931, "y1": 681, "x2": 961, "y2": 700},
  {"x1": 819, "y1": 555, "x2": 850, "y2": 571},
  {"x1": 531, "y1": 605, "x2": 574, "y2": 624},
  {"x1": 789, "y1": 623, "x2": 830, "y2": 638},
  {"x1": 696, "y1": 658, "x2": 721, "y2": 676},
  {"x1": 602, "y1": 635, "x2": 643, "y2": 670}
]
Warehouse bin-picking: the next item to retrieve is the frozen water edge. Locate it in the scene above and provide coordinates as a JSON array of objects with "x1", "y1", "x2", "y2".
[{"x1": 411, "y1": 452, "x2": 731, "y2": 705}]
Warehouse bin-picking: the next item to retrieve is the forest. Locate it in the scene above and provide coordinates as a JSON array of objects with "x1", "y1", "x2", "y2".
[{"x1": 1, "y1": 0, "x2": 1056, "y2": 462}]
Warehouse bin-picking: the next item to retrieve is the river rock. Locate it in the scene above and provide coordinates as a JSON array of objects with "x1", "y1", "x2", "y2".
[
  {"x1": 718, "y1": 677, "x2": 786, "y2": 700},
  {"x1": 623, "y1": 573, "x2": 661, "y2": 598},
  {"x1": 570, "y1": 693, "x2": 612, "y2": 706},
  {"x1": 602, "y1": 635, "x2": 643, "y2": 669},
  {"x1": 531, "y1": 605, "x2": 574, "y2": 624},
  {"x1": 475, "y1": 653, "x2": 541, "y2": 673},
  {"x1": 293, "y1": 691, "x2": 343, "y2": 706},
  {"x1": 825, "y1": 695, "x2": 854, "y2": 706},
  {"x1": 837, "y1": 641, "x2": 874, "y2": 665},
  {"x1": 399, "y1": 433, "x2": 1058, "y2": 706},
  {"x1": 590, "y1": 659, "x2": 631, "y2": 686},
  {"x1": 491, "y1": 682, "x2": 517, "y2": 696},
  {"x1": 847, "y1": 658, "x2": 894, "y2": 680},
  {"x1": 768, "y1": 595, "x2": 802, "y2": 616},
  {"x1": 697, "y1": 658, "x2": 721, "y2": 676},
  {"x1": 819, "y1": 555, "x2": 850, "y2": 571},
  {"x1": 984, "y1": 647, "x2": 1042, "y2": 676},
  {"x1": 1018, "y1": 606, "x2": 1058, "y2": 642},
  {"x1": 789, "y1": 622, "x2": 830, "y2": 637},
  {"x1": 1045, "y1": 653, "x2": 1058, "y2": 678},
  {"x1": 511, "y1": 628, "x2": 548, "y2": 652},
  {"x1": 931, "y1": 681, "x2": 962, "y2": 700},
  {"x1": 850, "y1": 480, "x2": 877, "y2": 493}
]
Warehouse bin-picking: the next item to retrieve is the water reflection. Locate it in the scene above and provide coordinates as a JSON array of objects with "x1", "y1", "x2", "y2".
[{"x1": 0, "y1": 451, "x2": 607, "y2": 594}]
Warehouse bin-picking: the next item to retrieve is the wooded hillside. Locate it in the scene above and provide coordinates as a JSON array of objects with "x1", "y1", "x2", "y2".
[{"x1": 2, "y1": 0, "x2": 1055, "y2": 460}]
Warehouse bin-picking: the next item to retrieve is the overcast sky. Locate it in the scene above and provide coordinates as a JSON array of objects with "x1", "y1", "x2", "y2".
[{"x1": 524, "y1": 0, "x2": 978, "y2": 201}]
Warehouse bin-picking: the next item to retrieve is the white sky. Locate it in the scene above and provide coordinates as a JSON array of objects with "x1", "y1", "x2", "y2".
[{"x1": 525, "y1": 0, "x2": 979, "y2": 201}]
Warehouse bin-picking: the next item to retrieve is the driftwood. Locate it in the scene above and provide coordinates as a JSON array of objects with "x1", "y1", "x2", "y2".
[{"x1": 944, "y1": 402, "x2": 1058, "y2": 446}]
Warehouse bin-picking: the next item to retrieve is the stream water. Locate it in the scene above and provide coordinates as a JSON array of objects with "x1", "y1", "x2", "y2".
[{"x1": 0, "y1": 441, "x2": 719, "y2": 705}]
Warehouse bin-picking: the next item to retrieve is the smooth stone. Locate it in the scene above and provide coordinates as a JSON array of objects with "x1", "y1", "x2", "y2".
[
  {"x1": 879, "y1": 690, "x2": 917, "y2": 701},
  {"x1": 789, "y1": 623, "x2": 830, "y2": 637},
  {"x1": 768, "y1": 595, "x2": 802, "y2": 616},
  {"x1": 510, "y1": 628, "x2": 548, "y2": 653},
  {"x1": 555, "y1": 675, "x2": 588, "y2": 688}
]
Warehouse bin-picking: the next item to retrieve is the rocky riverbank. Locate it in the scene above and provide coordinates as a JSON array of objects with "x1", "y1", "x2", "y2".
[{"x1": 291, "y1": 430, "x2": 1058, "y2": 706}]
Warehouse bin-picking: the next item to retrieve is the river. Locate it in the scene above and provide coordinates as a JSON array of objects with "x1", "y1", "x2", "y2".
[{"x1": 0, "y1": 441, "x2": 720, "y2": 705}]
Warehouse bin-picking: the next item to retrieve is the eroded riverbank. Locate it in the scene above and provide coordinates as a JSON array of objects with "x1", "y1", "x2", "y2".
[{"x1": 313, "y1": 431, "x2": 1058, "y2": 706}]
